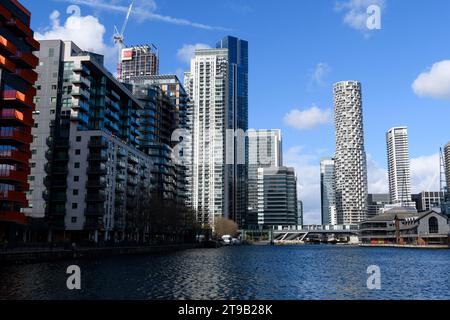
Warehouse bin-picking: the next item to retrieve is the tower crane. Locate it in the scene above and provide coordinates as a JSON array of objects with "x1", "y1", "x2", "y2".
[{"x1": 114, "y1": 1, "x2": 134, "y2": 80}]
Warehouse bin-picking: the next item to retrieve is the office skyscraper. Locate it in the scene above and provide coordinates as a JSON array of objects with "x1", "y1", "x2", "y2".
[
  {"x1": 320, "y1": 158, "x2": 336, "y2": 225},
  {"x1": 247, "y1": 129, "x2": 282, "y2": 227},
  {"x1": 333, "y1": 81, "x2": 368, "y2": 224},
  {"x1": 386, "y1": 127, "x2": 413, "y2": 206},
  {"x1": 445, "y1": 142, "x2": 450, "y2": 194},
  {"x1": 0, "y1": 0, "x2": 39, "y2": 241},
  {"x1": 216, "y1": 36, "x2": 249, "y2": 228},
  {"x1": 257, "y1": 167, "x2": 298, "y2": 227},
  {"x1": 187, "y1": 36, "x2": 248, "y2": 228}
]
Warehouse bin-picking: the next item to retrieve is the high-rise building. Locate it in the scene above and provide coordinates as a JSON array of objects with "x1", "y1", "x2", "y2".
[
  {"x1": 26, "y1": 40, "x2": 152, "y2": 242},
  {"x1": 333, "y1": 81, "x2": 368, "y2": 224},
  {"x1": 367, "y1": 193, "x2": 390, "y2": 218},
  {"x1": 386, "y1": 127, "x2": 413, "y2": 205},
  {"x1": 188, "y1": 36, "x2": 249, "y2": 228},
  {"x1": 257, "y1": 167, "x2": 298, "y2": 227},
  {"x1": 247, "y1": 129, "x2": 282, "y2": 227},
  {"x1": 216, "y1": 36, "x2": 249, "y2": 228},
  {"x1": 120, "y1": 45, "x2": 158, "y2": 82},
  {"x1": 0, "y1": 0, "x2": 39, "y2": 242},
  {"x1": 320, "y1": 158, "x2": 336, "y2": 225}
]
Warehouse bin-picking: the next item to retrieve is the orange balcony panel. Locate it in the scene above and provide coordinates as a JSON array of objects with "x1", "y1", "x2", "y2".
[
  {"x1": 0, "y1": 170, "x2": 28, "y2": 182},
  {"x1": 2, "y1": 89, "x2": 34, "y2": 108},
  {"x1": 0, "y1": 35, "x2": 17, "y2": 54},
  {"x1": 0, "y1": 190, "x2": 27, "y2": 205},
  {"x1": 0, "y1": 211, "x2": 27, "y2": 225},
  {"x1": 16, "y1": 68, "x2": 38, "y2": 84},
  {"x1": 0, "y1": 54, "x2": 16, "y2": 73},
  {"x1": 0, "y1": 150, "x2": 31, "y2": 164},
  {"x1": 25, "y1": 36, "x2": 40, "y2": 51},
  {"x1": 0, "y1": 109, "x2": 34, "y2": 127},
  {"x1": 0, "y1": 5, "x2": 12, "y2": 21}
]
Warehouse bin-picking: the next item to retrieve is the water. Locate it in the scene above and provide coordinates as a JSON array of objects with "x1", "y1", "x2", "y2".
[{"x1": 1, "y1": 245, "x2": 449, "y2": 300}]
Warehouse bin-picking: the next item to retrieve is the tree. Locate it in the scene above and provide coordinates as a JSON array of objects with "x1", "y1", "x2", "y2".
[{"x1": 214, "y1": 217, "x2": 238, "y2": 238}]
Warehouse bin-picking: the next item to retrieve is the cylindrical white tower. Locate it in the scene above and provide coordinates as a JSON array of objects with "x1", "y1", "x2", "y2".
[{"x1": 333, "y1": 81, "x2": 368, "y2": 224}]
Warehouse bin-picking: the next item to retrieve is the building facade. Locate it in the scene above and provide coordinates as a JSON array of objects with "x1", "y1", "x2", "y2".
[
  {"x1": 26, "y1": 40, "x2": 151, "y2": 242},
  {"x1": 386, "y1": 126, "x2": 413, "y2": 205},
  {"x1": 367, "y1": 193, "x2": 390, "y2": 218},
  {"x1": 257, "y1": 167, "x2": 298, "y2": 227},
  {"x1": 187, "y1": 36, "x2": 249, "y2": 228},
  {"x1": 247, "y1": 129, "x2": 282, "y2": 228},
  {"x1": 333, "y1": 81, "x2": 368, "y2": 225},
  {"x1": 0, "y1": 0, "x2": 39, "y2": 242},
  {"x1": 445, "y1": 142, "x2": 450, "y2": 196},
  {"x1": 120, "y1": 45, "x2": 158, "y2": 82},
  {"x1": 412, "y1": 192, "x2": 444, "y2": 212},
  {"x1": 320, "y1": 158, "x2": 336, "y2": 225}
]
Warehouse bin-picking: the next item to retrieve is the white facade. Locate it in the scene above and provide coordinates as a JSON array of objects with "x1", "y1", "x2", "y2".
[
  {"x1": 333, "y1": 81, "x2": 368, "y2": 224},
  {"x1": 386, "y1": 127, "x2": 413, "y2": 205},
  {"x1": 188, "y1": 49, "x2": 229, "y2": 227}
]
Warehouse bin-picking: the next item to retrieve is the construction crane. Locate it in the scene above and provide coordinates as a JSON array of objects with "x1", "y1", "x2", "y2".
[{"x1": 114, "y1": 1, "x2": 134, "y2": 80}]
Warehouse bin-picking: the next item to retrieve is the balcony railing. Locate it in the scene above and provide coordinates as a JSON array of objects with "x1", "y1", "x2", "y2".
[
  {"x1": 0, "y1": 169, "x2": 27, "y2": 182},
  {"x1": 0, "y1": 149, "x2": 30, "y2": 164},
  {"x1": 0, "y1": 190, "x2": 27, "y2": 204},
  {"x1": 0, "y1": 109, "x2": 33, "y2": 126}
]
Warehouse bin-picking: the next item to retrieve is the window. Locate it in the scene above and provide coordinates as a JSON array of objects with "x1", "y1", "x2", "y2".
[
  {"x1": 50, "y1": 97, "x2": 57, "y2": 103},
  {"x1": 50, "y1": 109, "x2": 55, "y2": 115},
  {"x1": 52, "y1": 85, "x2": 57, "y2": 90},
  {"x1": 30, "y1": 162, "x2": 36, "y2": 168},
  {"x1": 74, "y1": 162, "x2": 80, "y2": 168},
  {"x1": 71, "y1": 217, "x2": 77, "y2": 223},
  {"x1": 32, "y1": 149, "x2": 37, "y2": 155},
  {"x1": 72, "y1": 203, "x2": 78, "y2": 209},
  {"x1": 28, "y1": 176, "x2": 35, "y2": 181},
  {"x1": 74, "y1": 176, "x2": 79, "y2": 182},
  {"x1": 73, "y1": 189, "x2": 79, "y2": 196},
  {"x1": 48, "y1": 48, "x2": 55, "y2": 57},
  {"x1": 429, "y1": 217, "x2": 439, "y2": 234},
  {"x1": 33, "y1": 123, "x2": 38, "y2": 128},
  {"x1": 36, "y1": 85, "x2": 41, "y2": 90},
  {"x1": 76, "y1": 136, "x2": 82, "y2": 142},
  {"x1": 75, "y1": 149, "x2": 81, "y2": 155}
]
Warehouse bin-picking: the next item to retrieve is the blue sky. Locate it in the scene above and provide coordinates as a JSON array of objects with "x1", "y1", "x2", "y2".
[{"x1": 22, "y1": 0, "x2": 450, "y2": 223}]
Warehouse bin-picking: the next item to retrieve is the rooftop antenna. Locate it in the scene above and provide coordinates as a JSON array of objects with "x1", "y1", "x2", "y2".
[{"x1": 114, "y1": 1, "x2": 134, "y2": 80}]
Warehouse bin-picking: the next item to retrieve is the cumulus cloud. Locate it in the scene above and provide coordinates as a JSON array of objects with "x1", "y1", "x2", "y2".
[
  {"x1": 35, "y1": 9, "x2": 117, "y2": 69},
  {"x1": 311, "y1": 62, "x2": 331, "y2": 87},
  {"x1": 284, "y1": 146, "x2": 322, "y2": 225},
  {"x1": 335, "y1": 0, "x2": 385, "y2": 32},
  {"x1": 284, "y1": 106, "x2": 332, "y2": 130},
  {"x1": 177, "y1": 43, "x2": 211, "y2": 64},
  {"x1": 367, "y1": 154, "x2": 388, "y2": 194},
  {"x1": 410, "y1": 153, "x2": 440, "y2": 193},
  {"x1": 412, "y1": 60, "x2": 450, "y2": 100}
]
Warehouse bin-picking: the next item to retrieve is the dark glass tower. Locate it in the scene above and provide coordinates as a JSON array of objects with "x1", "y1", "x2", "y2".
[{"x1": 216, "y1": 36, "x2": 249, "y2": 228}]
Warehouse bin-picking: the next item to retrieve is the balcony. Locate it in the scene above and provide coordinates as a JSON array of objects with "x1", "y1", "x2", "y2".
[
  {"x1": 117, "y1": 148, "x2": 127, "y2": 158},
  {"x1": 72, "y1": 74, "x2": 91, "y2": 87},
  {"x1": 16, "y1": 68, "x2": 38, "y2": 84},
  {"x1": 87, "y1": 165, "x2": 107, "y2": 175},
  {"x1": 2, "y1": 89, "x2": 34, "y2": 108},
  {"x1": 0, "y1": 190, "x2": 27, "y2": 205},
  {"x1": 11, "y1": 50, "x2": 39, "y2": 68},
  {"x1": 48, "y1": 207, "x2": 66, "y2": 216},
  {"x1": 0, "y1": 169, "x2": 27, "y2": 182},
  {"x1": 0, "y1": 54, "x2": 15, "y2": 72},
  {"x1": 116, "y1": 173, "x2": 126, "y2": 181},
  {"x1": 86, "y1": 192, "x2": 106, "y2": 202},
  {"x1": 0, "y1": 149, "x2": 30, "y2": 164},
  {"x1": 117, "y1": 160, "x2": 126, "y2": 169},
  {"x1": 0, "y1": 109, "x2": 33, "y2": 127},
  {"x1": 127, "y1": 177, "x2": 139, "y2": 186},
  {"x1": 85, "y1": 207, "x2": 105, "y2": 217},
  {"x1": 127, "y1": 165, "x2": 139, "y2": 176},
  {"x1": 86, "y1": 178, "x2": 107, "y2": 189},
  {"x1": 70, "y1": 110, "x2": 88, "y2": 124},
  {"x1": 88, "y1": 152, "x2": 108, "y2": 162},
  {"x1": 0, "y1": 211, "x2": 27, "y2": 225},
  {"x1": 49, "y1": 193, "x2": 67, "y2": 202},
  {"x1": 71, "y1": 86, "x2": 90, "y2": 99},
  {"x1": 88, "y1": 138, "x2": 108, "y2": 149},
  {"x1": 128, "y1": 154, "x2": 139, "y2": 164},
  {"x1": 72, "y1": 99, "x2": 89, "y2": 112}
]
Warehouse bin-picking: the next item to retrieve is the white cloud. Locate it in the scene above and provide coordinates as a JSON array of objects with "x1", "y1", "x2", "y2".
[
  {"x1": 35, "y1": 9, "x2": 118, "y2": 69},
  {"x1": 60, "y1": 0, "x2": 229, "y2": 31},
  {"x1": 284, "y1": 146, "x2": 322, "y2": 225},
  {"x1": 283, "y1": 106, "x2": 332, "y2": 130},
  {"x1": 367, "y1": 153, "x2": 441, "y2": 194},
  {"x1": 311, "y1": 62, "x2": 331, "y2": 87},
  {"x1": 412, "y1": 60, "x2": 450, "y2": 100},
  {"x1": 335, "y1": 0, "x2": 385, "y2": 32},
  {"x1": 177, "y1": 43, "x2": 211, "y2": 65},
  {"x1": 410, "y1": 153, "x2": 440, "y2": 193},
  {"x1": 367, "y1": 154, "x2": 388, "y2": 194}
]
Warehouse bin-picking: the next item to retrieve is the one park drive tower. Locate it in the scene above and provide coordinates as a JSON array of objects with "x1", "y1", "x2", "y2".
[{"x1": 333, "y1": 81, "x2": 368, "y2": 224}]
